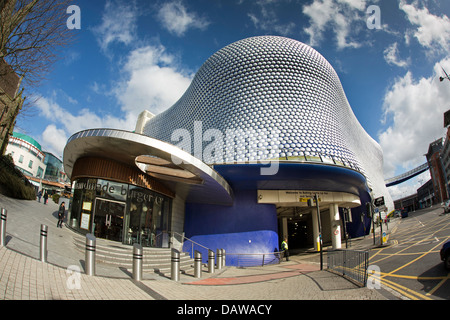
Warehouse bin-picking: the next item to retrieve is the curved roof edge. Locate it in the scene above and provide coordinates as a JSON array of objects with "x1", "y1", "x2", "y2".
[{"x1": 63, "y1": 129, "x2": 233, "y2": 206}]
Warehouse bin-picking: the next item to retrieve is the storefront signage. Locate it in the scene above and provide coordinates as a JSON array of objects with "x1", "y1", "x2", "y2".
[{"x1": 74, "y1": 180, "x2": 163, "y2": 205}]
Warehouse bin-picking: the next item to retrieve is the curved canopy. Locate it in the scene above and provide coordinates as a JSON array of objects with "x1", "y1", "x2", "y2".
[{"x1": 63, "y1": 129, "x2": 233, "y2": 206}]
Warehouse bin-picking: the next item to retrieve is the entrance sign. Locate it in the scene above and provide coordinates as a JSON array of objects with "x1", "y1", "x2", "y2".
[{"x1": 257, "y1": 190, "x2": 361, "y2": 208}]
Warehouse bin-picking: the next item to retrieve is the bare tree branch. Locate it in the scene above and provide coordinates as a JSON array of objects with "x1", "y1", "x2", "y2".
[{"x1": 1, "y1": 0, "x2": 76, "y2": 87}]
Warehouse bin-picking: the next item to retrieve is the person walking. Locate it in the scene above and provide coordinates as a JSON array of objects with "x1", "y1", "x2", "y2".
[
  {"x1": 37, "y1": 190, "x2": 42, "y2": 202},
  {"x1": 43, "y1": 191, "x2": 48, "y2": 204},
  {"x1": 57, "y1": 202, "x2": 65, "y2": 228},
  {"x1": 281, "y1": 237, "x2": 289, "y2": 261}
]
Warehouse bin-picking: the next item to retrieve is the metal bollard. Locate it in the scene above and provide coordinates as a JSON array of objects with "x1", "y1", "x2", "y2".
[
  {"x1": 216, "y1": 248, "x2": 222, "y2": 270},
  {"x1": 132, "y1": 243, "x2": 143, "y2": 281},
  {"x1": 39, "y1": 224, "x2": 48, "y2": 262},
  {"x1": 208, "y1": 249, "x2": 215, "y2": 273},
  {"x1": 222, "y1": 248, "x2": 226, "y2": 267},
  {"x1": 0, "y1": 208, "x2": 6, "y2": 247},
  {"x1": 171, "y1": 248, "x2": 180, "y2": 281},
  {"x1": 194, "y1": 250, "x2": 202, "y2": 278},
  {"x1": 85, "y1": 233, "x2": 96, "y2": 276}
]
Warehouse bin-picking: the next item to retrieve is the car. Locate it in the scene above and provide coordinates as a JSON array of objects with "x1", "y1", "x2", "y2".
[
  {"x1": 401, "y1": 208, "x2": 409, "y2": 218},
  {"x1": 444, "y1": 200, "x2": 450, "y2": 213},
  {"x1": 440, "y1": 240, "x2": 450, "y2": 270}
]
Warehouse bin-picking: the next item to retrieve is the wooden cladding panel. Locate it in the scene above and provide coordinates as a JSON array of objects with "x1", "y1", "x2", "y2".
[{"x1": 72, "y1": 157, "x2": 175, "y2": 198}]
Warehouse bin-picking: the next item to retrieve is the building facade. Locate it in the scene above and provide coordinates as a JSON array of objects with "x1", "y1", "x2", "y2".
[
  {"x1": 426, "y1": 138, "x2": 448, "y2": 203},
  {"x1": 64, "y1": 36, "x2": 393, "y2": 264},
  {"x1": 5, "y1": 132, "x2": 46, "y2": 179}
]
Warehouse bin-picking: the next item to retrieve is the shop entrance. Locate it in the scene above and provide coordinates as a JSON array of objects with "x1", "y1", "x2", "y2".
[{"x1": 93, "y1": 198, "x2": 126, "y2": 242}]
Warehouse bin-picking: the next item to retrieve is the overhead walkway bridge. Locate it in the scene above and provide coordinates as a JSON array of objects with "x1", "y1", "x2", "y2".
[{"x1": 384, "y1": 163, "x2": 429, "y2": 187}]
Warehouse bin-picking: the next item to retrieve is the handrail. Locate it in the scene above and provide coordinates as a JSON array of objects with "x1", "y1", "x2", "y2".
[
  {"x1": 167, "y1": 230, "x2": 285, "y2": 266},
  {"x1": 168, "y1": 231, "x2": 211, "y2": 258}
]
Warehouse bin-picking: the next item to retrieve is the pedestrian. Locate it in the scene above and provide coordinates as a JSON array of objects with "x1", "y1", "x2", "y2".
[
  {"x1": 37, "y1": 190, "x2": 42, "y2": 202},
  {"x1": 43, "y1": 191, "x2": 48, "y2": 204},
  {"x1": 57, "y1": 202, "x2": 65, "y2": 228},
  {"x1": 281, "y1": 237, "x2": 289, "y2": 261}
]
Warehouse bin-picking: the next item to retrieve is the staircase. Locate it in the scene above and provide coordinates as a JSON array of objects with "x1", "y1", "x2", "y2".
[{"x1": 72, "y1": 234, "x2": 195, "y2": 277}]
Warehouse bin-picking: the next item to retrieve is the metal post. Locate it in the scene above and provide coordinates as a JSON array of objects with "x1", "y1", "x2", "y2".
[
  {"x1": 222, "y1": 248, "x2": 226, "y2": 267},
  {"x1": 216, "y1": 248, "x2": 222, "y2": 270},
  {"x1": 132, "y1": 243, "x2": 143, "y2": 281},
  {"x1": 315, "y1": 194, "x2": 323, "y2": 270},
  {"x1": 85, "y1": 233, "x2": 96, "y2": 276},
  {"x1": 208, "y1": 249, "x2": 215, "y2": 273},
  {"x1": 171, "y1": 248, "x2": 180, "y2": 281},
  {"x1": 39, "y1": 224, "x2": 48, "y2": 262},
  {"x1": 194, "y1": 250, "x2": 202, "y2": 278},
  {"x1": 0, "y1": 208, "x2": 6, "y2": 247},
  {"x1": 378, "y1": 211, "x2": 384, "y2": 246}
]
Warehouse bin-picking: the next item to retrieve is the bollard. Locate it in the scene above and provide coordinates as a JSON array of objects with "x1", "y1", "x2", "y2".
[
  {"x1": 132, "y1": 243, "x2": 143, "y2": 281},
  {"x1": 194, "y1": 250, "x2": 202, "y2": 278},
  {"x1": 216, "y1": 248, "x2": 222, "y2": 270},
  {"x1": 208, "y1": 249, "x2": 215, "y2": 273},
  {"x1": 85, "y1": 233, "x2": 96, "y2": 276},
  {"x1": 0, "y1": 208, "x2": 6, "y2": 247},
  {"x1": 39, "y1": 224, "x2": 48, "y2": 262},
  {"x1": 222, "y1": 248, "x2": 226, "y2": 267},
  {"x1": 171, "y1": 248, "x2": 180, "y2": 281}
]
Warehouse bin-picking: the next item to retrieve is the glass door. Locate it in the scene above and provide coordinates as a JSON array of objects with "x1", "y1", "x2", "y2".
[{"x1": 93, "y1": 198, "x2": 126, "y2": 242}]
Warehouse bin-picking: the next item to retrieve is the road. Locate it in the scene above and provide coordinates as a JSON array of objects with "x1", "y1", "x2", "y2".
[{"x1": 369, "y1": 205, "x2": 450, "y2": 300}]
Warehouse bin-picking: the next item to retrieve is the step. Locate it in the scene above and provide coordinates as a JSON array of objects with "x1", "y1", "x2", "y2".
[{"x1": 71, "y1": 233, "x2": 195, "y2": 274}]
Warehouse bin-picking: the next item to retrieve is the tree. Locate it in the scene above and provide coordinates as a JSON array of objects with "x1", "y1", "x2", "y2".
[
  {"x1": 0, "y1": 0, "x2": 76, "y2": 155},
  {"x1": 0, "y1": 0, "x2": 76, "y2": 86}
]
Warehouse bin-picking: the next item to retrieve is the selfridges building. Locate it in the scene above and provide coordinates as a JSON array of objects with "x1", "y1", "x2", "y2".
[{"x1": 64, "y1": 36, "x2": 393, "y2": 264}]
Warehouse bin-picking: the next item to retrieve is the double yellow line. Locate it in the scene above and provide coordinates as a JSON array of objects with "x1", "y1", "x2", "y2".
[{"x1": 368, "y1": 216, "x2": 450, "y2": 300}]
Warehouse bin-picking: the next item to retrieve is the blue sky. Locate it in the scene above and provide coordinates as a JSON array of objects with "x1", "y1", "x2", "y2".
[{"x1": 14, "y1": 0, "x2": 450, "y2": 199}]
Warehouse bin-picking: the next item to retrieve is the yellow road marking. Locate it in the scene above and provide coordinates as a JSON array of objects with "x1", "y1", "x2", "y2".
[{"x1": 425, "y1": 273, "x2": 450, "y2": 296}]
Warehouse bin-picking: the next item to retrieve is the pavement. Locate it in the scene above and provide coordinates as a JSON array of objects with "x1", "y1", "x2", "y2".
[{"x1": 0, "y1": 193, "x2": 399, "y2": 301}]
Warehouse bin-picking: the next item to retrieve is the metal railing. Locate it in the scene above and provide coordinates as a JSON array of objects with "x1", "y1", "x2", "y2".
[
  {"x1": 226, "y1": 252, "x2": 285, "y2": 268},
  {"x1": 327, "y1": 249, "x2": 369, "y2": 287},
  {"x1": 168, "y1": 231, "x2": 285, "y2": 267},
  {"x1": 168, "y1": 231, "x2": 211, "y2": 259}
]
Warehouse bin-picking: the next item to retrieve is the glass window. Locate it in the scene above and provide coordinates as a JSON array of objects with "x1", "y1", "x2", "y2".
[
  {"x1": 70, "y1": 178, "x2": 97, "y2": 234},
  {"x1": 125, "y1": 186, "x2": 170, "y2": 247},
  {"x1": 95, "y1": 179, "x2": 128, "y2": 202},
  {"x1": 28, "y1": 160, "x2": 33, "y2": 168},
  {"x1": 69, "y1": 177, "x2": 171, "y2": 247},
  {"x1": 18, "y1": 155, "x2": 23, "y2": 163}
]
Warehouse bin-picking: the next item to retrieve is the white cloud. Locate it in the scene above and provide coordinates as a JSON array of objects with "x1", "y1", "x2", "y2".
[
  {"x1": 157, "y1": 0, "x2": 209, "y2": 37},
  {"x1": 378, "y1": 58, "x2": 450, "y2": 178},
  {"x1": 41, "y1": 124, "x2": 68, "y2": 158},
  {"x1": 383, "y1": 42, "x2": 409, "y2": 68},
  {"x1": 35, "y1": 95, "x2": 137, "y2": 157},
  {"x1": 246, "y1": 0, "x2": 296, "y2": 36},
  {"x1": 400, "y1": 0, "x2": 450, "y2": 53},
  {"x1": 302, "y1": 0, "x2": 370, "y2": 49},
  {"x1": 93, "y1": 0, "x2": 139, "y2": 53},
  {"x1": 114, "y1": 45, "x2": 193, "y2": 115}
]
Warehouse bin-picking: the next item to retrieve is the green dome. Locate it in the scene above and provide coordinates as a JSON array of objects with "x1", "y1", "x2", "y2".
[{"x1": 12, "y1": 132, "x2": 42, "y2": 151}]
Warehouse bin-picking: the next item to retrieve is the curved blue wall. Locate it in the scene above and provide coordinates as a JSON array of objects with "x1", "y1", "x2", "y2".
[
  {"x1": 183, "y1": 163, "x2": 372, "y2": 265},
  {"x1": 183, "y1": 188, "x2": 279, "y2": 265}
]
